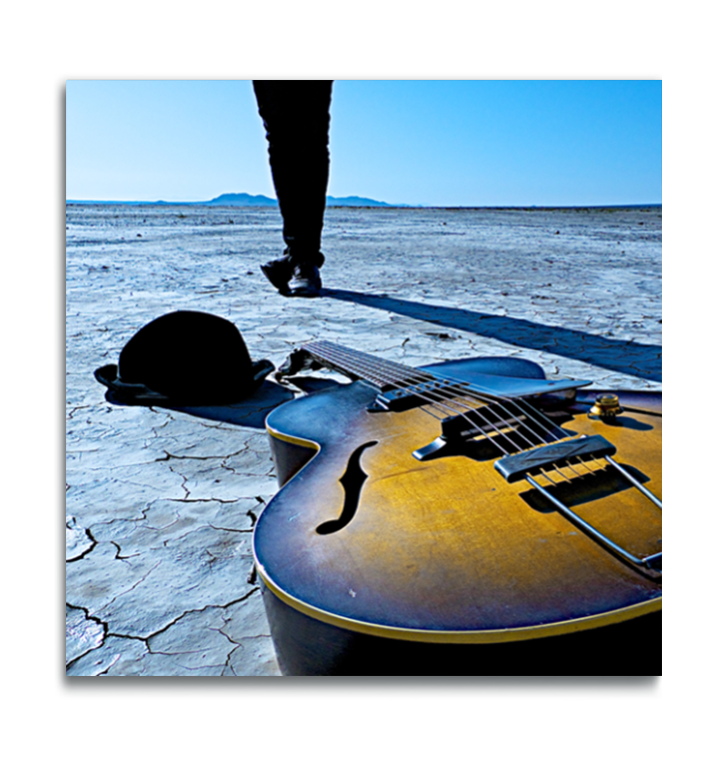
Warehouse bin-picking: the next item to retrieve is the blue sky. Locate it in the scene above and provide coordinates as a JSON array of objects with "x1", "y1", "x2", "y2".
[{"x1": 66, "y1": 80, "x2": 661, "y2": 207}]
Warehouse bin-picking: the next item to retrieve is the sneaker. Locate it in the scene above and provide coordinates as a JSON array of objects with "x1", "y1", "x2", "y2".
[{"x1": 287, "y1": 262, "x2": 322, "y2": 297}]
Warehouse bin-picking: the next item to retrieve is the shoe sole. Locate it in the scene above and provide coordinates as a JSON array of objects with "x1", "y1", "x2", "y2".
[{"x1": 287, "y1": 285, "x2": 321, "y2": 297}]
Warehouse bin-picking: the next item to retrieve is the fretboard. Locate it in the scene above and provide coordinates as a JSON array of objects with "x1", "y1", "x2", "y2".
[{"x1": 303, "y1": 340, "x2": 431, "y2": 391}]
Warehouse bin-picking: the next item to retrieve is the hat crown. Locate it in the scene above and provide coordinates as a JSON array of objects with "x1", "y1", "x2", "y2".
[{"x1": 118, "y1": 311, "x2": 254, "y2": 403}]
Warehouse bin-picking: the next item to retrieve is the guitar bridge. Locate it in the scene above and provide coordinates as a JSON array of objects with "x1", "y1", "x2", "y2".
[
  {"x1": 509, "y1": 437, "x2": 662, "y2": 574},
  {"x1": 493, "y1": 435, "x2": 617, "y2": 482}
]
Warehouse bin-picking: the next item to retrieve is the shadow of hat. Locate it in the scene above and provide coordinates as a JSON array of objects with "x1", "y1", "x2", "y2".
[{"x1": 94, "y1": 311, "x2": 274, "y2": 406}]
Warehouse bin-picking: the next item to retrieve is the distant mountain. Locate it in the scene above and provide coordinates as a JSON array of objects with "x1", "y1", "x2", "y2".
[
  {"x1": 326, "y1": 195, "x2": 394, "y2": 207},
  {"x1": 208, "y1": 192, "x2": 397, "y2": 207},
  {"x1": 206, "y1": 192, "x2": 277, "y2": 206},
  {"x1": 66, "y1": 192, "x2": 401, "y2": 207}
]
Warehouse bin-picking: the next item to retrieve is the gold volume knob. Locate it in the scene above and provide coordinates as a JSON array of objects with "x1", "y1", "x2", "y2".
[{"x1": 588, "y1": 393, "x2": 623, "y2": 421}]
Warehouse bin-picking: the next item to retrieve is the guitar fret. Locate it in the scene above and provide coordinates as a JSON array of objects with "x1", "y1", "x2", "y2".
[{"x1": 305, "y1": 341, "x2": 427, "y2": 389}]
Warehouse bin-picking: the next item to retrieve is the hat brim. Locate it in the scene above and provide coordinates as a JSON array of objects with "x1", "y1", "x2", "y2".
[{"x1": 94, "y1": 360, "x2": 274, "y2": 407}]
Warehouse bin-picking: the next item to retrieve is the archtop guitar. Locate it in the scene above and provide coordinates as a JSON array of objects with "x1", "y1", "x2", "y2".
[{"x1": 252, "y1": 341, "x2": 662, "y2": 675}]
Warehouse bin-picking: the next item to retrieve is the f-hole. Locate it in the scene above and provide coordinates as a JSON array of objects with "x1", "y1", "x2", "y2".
[{"x1": 316, "y1": 441, "x2": 378, "y2": 535}]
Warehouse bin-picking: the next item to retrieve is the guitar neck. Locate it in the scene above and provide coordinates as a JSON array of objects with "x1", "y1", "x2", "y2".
[{"x1": 303, "y1": 341, "x2": 429, "y2": 391}]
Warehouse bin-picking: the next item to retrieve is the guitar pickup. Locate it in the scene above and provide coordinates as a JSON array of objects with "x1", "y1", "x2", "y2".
[
  {"x1": 494, "y1": 435, "x2": 617, "y2": 483},
  {"x1": 412, "y1": 405, "x2": 530, "y2": 461}
]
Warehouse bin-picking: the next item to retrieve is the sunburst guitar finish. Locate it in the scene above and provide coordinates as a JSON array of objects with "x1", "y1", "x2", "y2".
[{"x1": 253, "y1": 343, "x2": 662, "y2": 675}]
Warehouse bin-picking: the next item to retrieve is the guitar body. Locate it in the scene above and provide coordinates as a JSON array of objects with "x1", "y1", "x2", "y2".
[{"x1": 253, "y1": 354, "x2": 662, "y2": 676}]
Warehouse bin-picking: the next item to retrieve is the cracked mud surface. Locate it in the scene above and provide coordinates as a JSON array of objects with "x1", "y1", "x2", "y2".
[{"x1": 66, "y1": 204, "x2": 661, "y2": 676}]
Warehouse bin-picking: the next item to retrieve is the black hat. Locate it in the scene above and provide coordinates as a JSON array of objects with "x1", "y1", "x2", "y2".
[{"x1": 94, "y1": 311, "x2": 274, "y2": 406}]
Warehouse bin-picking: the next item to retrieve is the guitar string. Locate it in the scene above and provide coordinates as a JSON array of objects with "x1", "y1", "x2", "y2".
[
  {"x1": 363, "y1": 358, "x2": 600, "y2": 480},
  {"x1": 306, "y1": 342, "x2": 526, "y2": 453},
  {"x1": 327, "y1": 344, "x2": 581, "y2": 450},
  {"x1": 358, "y1": 348, "x2": 607, "y2": 481},
  {"x1": 306, "y1": 342, "x2": 609, "y2": 483},
  {"x1": 304, "y1": 346, "x2": 544, "y2": 482},
  {"x1": 305, "y1": 342, "x2": 590, "y2": 485},
  {"x1": 309, "y1": 340, "x2": 598, "y2": 452},
  {"x1": 304, "y1": 342, "x2": 571, "y2": 487},
  {"x1": 305, "y1": 340, "x2": 571, "y2": 456}
]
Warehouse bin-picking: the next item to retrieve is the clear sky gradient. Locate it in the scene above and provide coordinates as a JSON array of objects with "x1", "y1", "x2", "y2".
[{"x1": 66, "y1": 80, "x2": 661, "y2": 207}]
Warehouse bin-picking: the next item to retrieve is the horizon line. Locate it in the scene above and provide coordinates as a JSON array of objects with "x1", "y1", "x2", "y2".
[{"x1": 66, "y1": 199, "x2": 662, "y2": 209}]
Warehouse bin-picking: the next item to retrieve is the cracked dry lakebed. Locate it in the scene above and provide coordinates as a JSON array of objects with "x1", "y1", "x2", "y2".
[{"x1": 66, "y1": 204, "x2": 661, "y2": 676}]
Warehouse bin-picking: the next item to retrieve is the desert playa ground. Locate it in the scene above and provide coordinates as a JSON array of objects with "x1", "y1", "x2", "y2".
[{"x1": 65, "y1": 204, "x2": 661, "y2": 676}]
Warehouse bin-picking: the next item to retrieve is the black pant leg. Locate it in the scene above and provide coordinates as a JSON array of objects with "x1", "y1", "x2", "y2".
[{"x1": 253, "y1": 81, "x2": 332, "y2": 261}]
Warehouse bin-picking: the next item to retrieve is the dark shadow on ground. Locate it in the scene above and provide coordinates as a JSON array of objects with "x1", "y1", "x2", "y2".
[
  {"x1": 103, "y1": 379, "x2": 296, "y2": 429},
  {"x1": 103, "y1": 376, "x2": 351, "y2": 428},
  {"x1": 323, "y1": 288, "x2": 662, "y2": 381}
]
